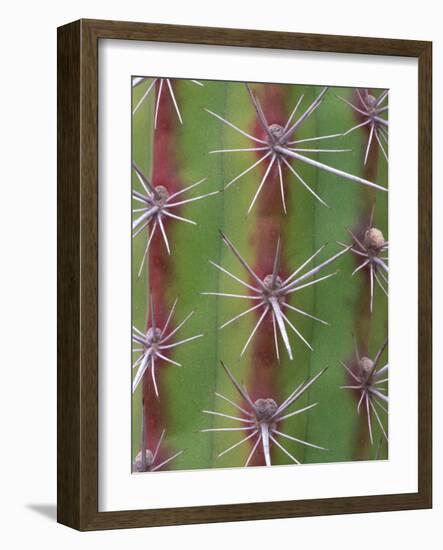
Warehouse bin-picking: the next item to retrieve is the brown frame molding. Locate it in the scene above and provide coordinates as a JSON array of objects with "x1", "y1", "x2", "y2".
[{"x1": 57, "y1": 19, "x2": 432, "y2": 530}]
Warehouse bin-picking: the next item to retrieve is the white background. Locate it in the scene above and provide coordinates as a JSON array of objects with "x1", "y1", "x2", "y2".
[{"x1": 0, "y1": 0, "x2": 441, "y2": 547}]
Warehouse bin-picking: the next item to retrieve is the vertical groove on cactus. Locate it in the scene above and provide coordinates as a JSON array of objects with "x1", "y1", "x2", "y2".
[
  {"x1": 207, "y1": 85, "x2": 228, "y2": 467},
  {"x1": 209, "y1": 82, "x2": 261, "y2": 467}
]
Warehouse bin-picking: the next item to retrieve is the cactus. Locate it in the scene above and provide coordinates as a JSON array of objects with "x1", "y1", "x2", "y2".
[{"x1": 131, "y1": 77, "x2": 388, "y2": 471}]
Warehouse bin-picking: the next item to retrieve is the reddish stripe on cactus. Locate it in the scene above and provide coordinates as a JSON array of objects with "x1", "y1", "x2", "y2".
[
  {"x1": 248, "y1": 84, "x2": 289, "y2": 466},
  {"x1": 142, "y1": 79, "x2": 182, "y2": 460},
  {"x1": 350, "y1": 88, "x2": 383, "y2": 460}
]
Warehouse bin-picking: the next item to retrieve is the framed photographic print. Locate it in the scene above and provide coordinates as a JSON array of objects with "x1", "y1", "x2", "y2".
[{"x1": 57, "y1": 19, "x2": 432, "y2": 530}]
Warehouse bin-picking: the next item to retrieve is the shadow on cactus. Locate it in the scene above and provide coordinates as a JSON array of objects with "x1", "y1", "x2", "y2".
[{"x1": 131, "y1": 76, "x2": 389, "y2": 471}]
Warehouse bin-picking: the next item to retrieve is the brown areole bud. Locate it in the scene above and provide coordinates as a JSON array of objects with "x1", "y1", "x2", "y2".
[
  {"x1": 359, "y1": 356, "x2": 375, "y2": 380},
  {"x1": 133, "y1": 449, "x2": 154, "y2": 472},
  {"x1": 364, "y1": 227, "x2": 385, "y2": 251},
  {"x1": 254, "y1": 398, "x2": 278, "y2": 422}
]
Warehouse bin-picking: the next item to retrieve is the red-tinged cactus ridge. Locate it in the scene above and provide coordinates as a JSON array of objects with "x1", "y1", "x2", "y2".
[
  {"x1": 249, "y1": 84, "x2": 288, "y2": 465},
  {"x1": 141, "y1": 81, "x2": 183, "y2": 464},
  {"x1": 340, "y1": 88, "x2": 389, "y2": 460},
  {"x1": 135, "y1": 79, "x2": 213, "y2": 470},
  {"x1": 244, "y1": 85, "x2": 353, "y2": 465}
]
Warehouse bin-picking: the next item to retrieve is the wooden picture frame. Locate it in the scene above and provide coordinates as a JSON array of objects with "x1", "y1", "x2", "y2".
[{"x1": 57, "y1": 19, "x2": 432, "y2": 530}]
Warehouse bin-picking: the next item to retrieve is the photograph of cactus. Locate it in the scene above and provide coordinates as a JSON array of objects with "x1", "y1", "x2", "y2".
[{"x1": 131, "y1": 77, "x2": 388, "y2": 473}]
